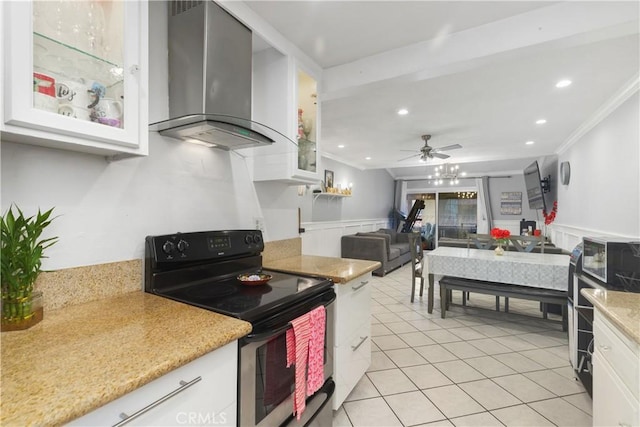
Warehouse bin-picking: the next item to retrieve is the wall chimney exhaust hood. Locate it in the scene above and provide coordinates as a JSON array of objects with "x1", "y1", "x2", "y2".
[{"x1": 150, "y1": 0, "x2": 295, "y2": 150}]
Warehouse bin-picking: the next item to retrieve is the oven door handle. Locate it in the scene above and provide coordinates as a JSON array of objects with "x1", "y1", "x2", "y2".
[{"x1": 244, "y1": 294, "x2": 335, "y2": 343}]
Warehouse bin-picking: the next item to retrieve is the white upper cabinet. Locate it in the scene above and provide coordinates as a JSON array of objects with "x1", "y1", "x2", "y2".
[
  {"x1": 1, "y1": 1, "x2": 148, "y2": 158},
  {"x1": 250, "y1": 47, "x2": 322, "y2": 184}
]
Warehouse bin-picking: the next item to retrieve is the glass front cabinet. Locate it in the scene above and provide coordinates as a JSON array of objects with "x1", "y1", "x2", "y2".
[
  {"x1": 296, "y1": 69, "x2": 318, "y2": 175},
  {"x1": 250, "y1": 44, "x2": 321, "y2": 184},
  {"x1": 1, "y1": 1, "x2": 148, "y2": 158}
]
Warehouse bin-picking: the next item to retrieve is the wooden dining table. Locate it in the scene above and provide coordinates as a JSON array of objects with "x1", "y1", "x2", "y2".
[{"x1": 424, "y1": 246, "x2": 570, "y2": 313}]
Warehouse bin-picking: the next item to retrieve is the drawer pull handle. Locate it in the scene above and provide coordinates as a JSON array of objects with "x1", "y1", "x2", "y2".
[
  {"x1": 351, "y1": 336, "x2": 368, "y2": 351},
  {"x1": 352, "y1": 281, "x2": 369, "y2": 291},
  {"x1": 599, "y1": 345, "x2": 611, "y2": 351},
  {"x1": 114, "y1": 376, "x2": 202, "y2": 426}
]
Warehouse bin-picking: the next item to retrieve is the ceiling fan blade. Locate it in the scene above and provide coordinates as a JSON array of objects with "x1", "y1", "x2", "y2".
[
  {"x1": 398, "y1": 153, "x2": 421, "y2": 161},
  {"x1": 431, "y1": 152, "x2": 450, "y2": 159},
  {"x1": 433, "y1": 144, "x2": 462, "y2": 152},
  {"x1": 399, "y1": 149, "x2": 419, "y2": 152}
]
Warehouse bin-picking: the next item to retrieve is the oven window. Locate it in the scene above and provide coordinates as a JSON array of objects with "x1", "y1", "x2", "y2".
[{"x1": 255, "y1": 333, "x2": 295, "y2": 424}]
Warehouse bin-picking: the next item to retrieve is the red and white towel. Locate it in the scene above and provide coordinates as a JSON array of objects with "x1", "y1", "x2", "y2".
[{"x1": 286, "y1": 305, "x2": 326, "y2": 420}]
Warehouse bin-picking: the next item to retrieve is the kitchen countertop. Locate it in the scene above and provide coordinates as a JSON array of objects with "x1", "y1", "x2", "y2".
[
  {"x1": 1, "y1": 291, "x2": 251, "y2": 426},
  {"x1": 264, "y1": 255, "x2": 381, "y2": 284},
  {"x1": 581, "y1": 288, "x2": 640, "y2": 344}
]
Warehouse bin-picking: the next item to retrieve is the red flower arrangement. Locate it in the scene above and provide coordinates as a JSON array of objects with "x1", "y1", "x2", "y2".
[
  {"x1": 490, "y1": 228, "x2": 511, "y2": 245},
  {"x1": 543, "y1": 201, "x2": 558, "y2": 226}
]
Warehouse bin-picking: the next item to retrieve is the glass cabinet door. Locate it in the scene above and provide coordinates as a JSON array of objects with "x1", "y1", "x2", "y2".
[
  {"x1": 32, "y1": 1, "x2": 124, "y2": 127},
  {"x1": 2, "y1": 0, "x2": 146, "y2": 155},
  {"x1": 297, "y1": 69, "x2": 317, "y2": 173}
]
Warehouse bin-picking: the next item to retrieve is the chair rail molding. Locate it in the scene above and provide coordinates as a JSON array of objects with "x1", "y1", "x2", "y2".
[
  {"x1": 301, "y1": 218, "x2": 390, "y2": 257},
  {"x1": 551, "y1": 223, "x2": 640, "y2": 251}
]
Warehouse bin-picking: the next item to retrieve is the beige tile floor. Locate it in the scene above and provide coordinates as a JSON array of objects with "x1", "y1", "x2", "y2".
[{"x1": 333, "y1": 263, "x2": 591, "y2": 427}]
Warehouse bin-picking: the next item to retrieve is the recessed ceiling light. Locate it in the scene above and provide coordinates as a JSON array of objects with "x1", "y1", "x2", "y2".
[
  {"x1": 526, "y1": 140, "x2": 535, "y2": 145},
  {"x1": 536, "y1": 119, "x2": 547, "y2": 125},
  {"x1": 338, "y1": 144, "x2": 345, "y2": 148},
  {"x1": 365, "y1": 156, "x2": 371, "y2": 160},
  {"x1": 397, "y1": 108, "x2": 409, "y2": 115},
  {"x1": 555, "y1": 79, "x2": 572, "y2": 88}
]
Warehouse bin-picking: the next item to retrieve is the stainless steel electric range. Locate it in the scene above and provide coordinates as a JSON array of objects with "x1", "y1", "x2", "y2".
[{"x1": 145, "y1": 230, "x2": 335, "y2": 427}]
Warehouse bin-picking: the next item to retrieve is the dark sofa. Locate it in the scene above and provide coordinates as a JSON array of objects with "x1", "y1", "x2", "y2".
[{"x1": 341, "y1": 228, "x2": 413, "y2": 276}]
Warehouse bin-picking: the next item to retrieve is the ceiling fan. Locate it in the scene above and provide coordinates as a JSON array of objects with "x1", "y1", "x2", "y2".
[{"x1": 399, "y1": 134, "x2": 462, "y2": 162}]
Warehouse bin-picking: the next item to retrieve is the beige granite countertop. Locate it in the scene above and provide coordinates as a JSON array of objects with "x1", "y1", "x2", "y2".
[
  {"x1": 1, "y1": 291, "x2": 251, "y2": 426},
  {"x1": 264, "y1": 255, "x2": 381, "y2": 284},
  {"x1": 581, "y1": 288, "x2": 640, "y2": 344}
]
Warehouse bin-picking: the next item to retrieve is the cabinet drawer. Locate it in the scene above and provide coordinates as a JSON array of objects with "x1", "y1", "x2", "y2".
[
  {"x1": 69, "y1": 341, "x2": 237, "y2": 426},
  {"x1": 593, "y1": 314, "x2": 639, "y2": 399},
  {"x1": 335, "y1": 273, "x2": 372, "y2": 345},
  {"x1": 333, "y1": 321, "x2": 371, "y2": 410}
]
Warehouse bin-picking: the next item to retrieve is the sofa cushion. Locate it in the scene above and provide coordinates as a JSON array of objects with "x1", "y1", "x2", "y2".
[
  {"x1": 378, "y1": 228, "x2": 397, "y2": 242},
  {"x1": 356, "y1": 232, "x2": 391, "y2": 257},
  {"x1": 390, "y1": 243, "x2": 410, "y2": 255},
  {"x1": 388, "y1": 247, "x2": 401, "y2": 260}
]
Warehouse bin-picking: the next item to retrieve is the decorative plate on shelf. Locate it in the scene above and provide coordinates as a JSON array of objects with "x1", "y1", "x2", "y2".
[{"x1": 237, "y1": 273, "x2": 272, "y2": 286}]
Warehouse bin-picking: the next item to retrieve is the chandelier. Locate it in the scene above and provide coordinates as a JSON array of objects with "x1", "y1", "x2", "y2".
[{"x1": 428, "y1": 164, "x2": 466, "y2": 185}]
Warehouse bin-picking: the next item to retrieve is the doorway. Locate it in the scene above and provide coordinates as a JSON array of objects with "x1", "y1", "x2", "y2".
[{"x1": 406, "y1": 190, "x2": 477, "y2": 248}]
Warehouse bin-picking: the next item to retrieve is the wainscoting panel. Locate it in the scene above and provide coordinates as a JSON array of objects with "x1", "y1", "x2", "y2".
[
  {"x1": 551, "y1": 224, "x2": 639, "y2": 251},
  {"x1": 301, "y1": 218, "x2": 390, "y2": 257}
]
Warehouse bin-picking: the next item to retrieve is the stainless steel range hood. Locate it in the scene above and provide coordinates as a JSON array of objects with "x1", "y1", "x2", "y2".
[{"x1": 150, "y1": 0, "x2": 293, "y2": 150}]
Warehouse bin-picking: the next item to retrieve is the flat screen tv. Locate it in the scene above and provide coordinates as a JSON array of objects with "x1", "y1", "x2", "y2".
[{"x1": 523, "y1": 160, "x2": 547, "y2": 211}]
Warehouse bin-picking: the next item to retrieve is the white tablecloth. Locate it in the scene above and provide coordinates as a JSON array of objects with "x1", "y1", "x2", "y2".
[{"x1": 426, "y1": 246, "x2": 570, "y2": 291}]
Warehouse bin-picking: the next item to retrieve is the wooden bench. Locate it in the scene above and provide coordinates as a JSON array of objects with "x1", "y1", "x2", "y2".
[{"x1": 438, "y1": 276, "x2": 567, "y2": 331}]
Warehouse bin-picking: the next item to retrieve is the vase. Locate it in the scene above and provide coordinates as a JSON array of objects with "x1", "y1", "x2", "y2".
[
  {"x1": 494, "y1": 245, "x2": 504, "y2": 256},
  {"x1": 1, "y1": 290, "x2": 44, "y2": 331}
]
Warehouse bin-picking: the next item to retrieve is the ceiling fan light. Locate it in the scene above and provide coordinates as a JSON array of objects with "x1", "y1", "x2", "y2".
[{"x1": 397, "y1": 108, "x2": 409, "y2": 115}]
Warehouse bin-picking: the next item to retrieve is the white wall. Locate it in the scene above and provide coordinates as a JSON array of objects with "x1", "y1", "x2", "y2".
[
  {"x1": 301, "y1": 157, "x2": 395, "y2": 222},
  {"x1": 555, "y1": 92, "x2": 640, "y2": 248},
  {"x1": 0, "y1": 137, "x2": 263, "y2": 270}
]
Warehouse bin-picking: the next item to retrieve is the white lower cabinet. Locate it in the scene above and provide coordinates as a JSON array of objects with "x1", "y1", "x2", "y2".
[
  {"x1": 333, "y1": 273, "x2": 372, "y2": 410},
  {"x1": 592, "y1": 310, "x2": 639, "y2": 427},
  {"x1": 69, "y1": 341, "x2": 237, "y2": 426}
]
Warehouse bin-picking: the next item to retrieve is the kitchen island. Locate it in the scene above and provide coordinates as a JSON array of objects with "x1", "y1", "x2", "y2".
[{"x1": 0, "y1": 291, "x2": 251, "y2": 426}]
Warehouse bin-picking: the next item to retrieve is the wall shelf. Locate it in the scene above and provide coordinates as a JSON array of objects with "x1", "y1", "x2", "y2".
[{"x1": 313, "y1": 192, "x2": 351, "y2": 203}]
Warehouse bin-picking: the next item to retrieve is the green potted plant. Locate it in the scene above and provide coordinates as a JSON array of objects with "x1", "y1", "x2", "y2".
[{"x1": 1, "y1": 205, "x2": 57, "y2": 331}]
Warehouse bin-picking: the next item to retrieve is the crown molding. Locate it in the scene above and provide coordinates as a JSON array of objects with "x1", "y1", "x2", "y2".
[
  {"x1": 556, "y1": 73, "x2": 639, "y2": 155},
  {"x1": 321, "y1": 152, "x2": 367, "y2": 171}
]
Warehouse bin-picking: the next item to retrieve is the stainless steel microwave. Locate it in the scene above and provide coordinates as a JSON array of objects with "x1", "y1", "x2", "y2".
[{"x1": 582, "y1": 237, "x2": 640, "y2": 292}]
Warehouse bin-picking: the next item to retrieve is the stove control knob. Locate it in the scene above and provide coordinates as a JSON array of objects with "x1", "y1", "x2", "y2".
[
  {"x1": 253, "y1": 234, "x2": 262, "y2": 244},
  {"x1": 244, "y1": 234, "x2": 253, "y2": 244},
  {"x1": 177, "y1": 240, "x2": 189, "y2": 252},
  {"x1": 162, "y1": 240, "x2": 175, "y2": 254}
]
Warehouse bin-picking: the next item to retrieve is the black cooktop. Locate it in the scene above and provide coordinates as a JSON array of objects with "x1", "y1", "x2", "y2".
[
  {"x1": 159, "y1": 269, "x2": 331, "y2": 322},
  {"x1": 144, "y1": 230, "x2": 333, "y2": 323}
]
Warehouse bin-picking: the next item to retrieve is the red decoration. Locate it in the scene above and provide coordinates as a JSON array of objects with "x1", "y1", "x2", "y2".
[
  {"x1": 533, "y1": 229, "x2": 541, "y2": 237},
  {"x1": 490, "y1": 228, "x2": 511, "y2": 245},
  {"x1": 543, "y1": 201, "x2": 558, "y2": 226}
]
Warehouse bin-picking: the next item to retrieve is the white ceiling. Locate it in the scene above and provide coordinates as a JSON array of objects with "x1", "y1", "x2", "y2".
[{"x1": 245, "y1": 1, "x2": 640, "y2": 179}]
